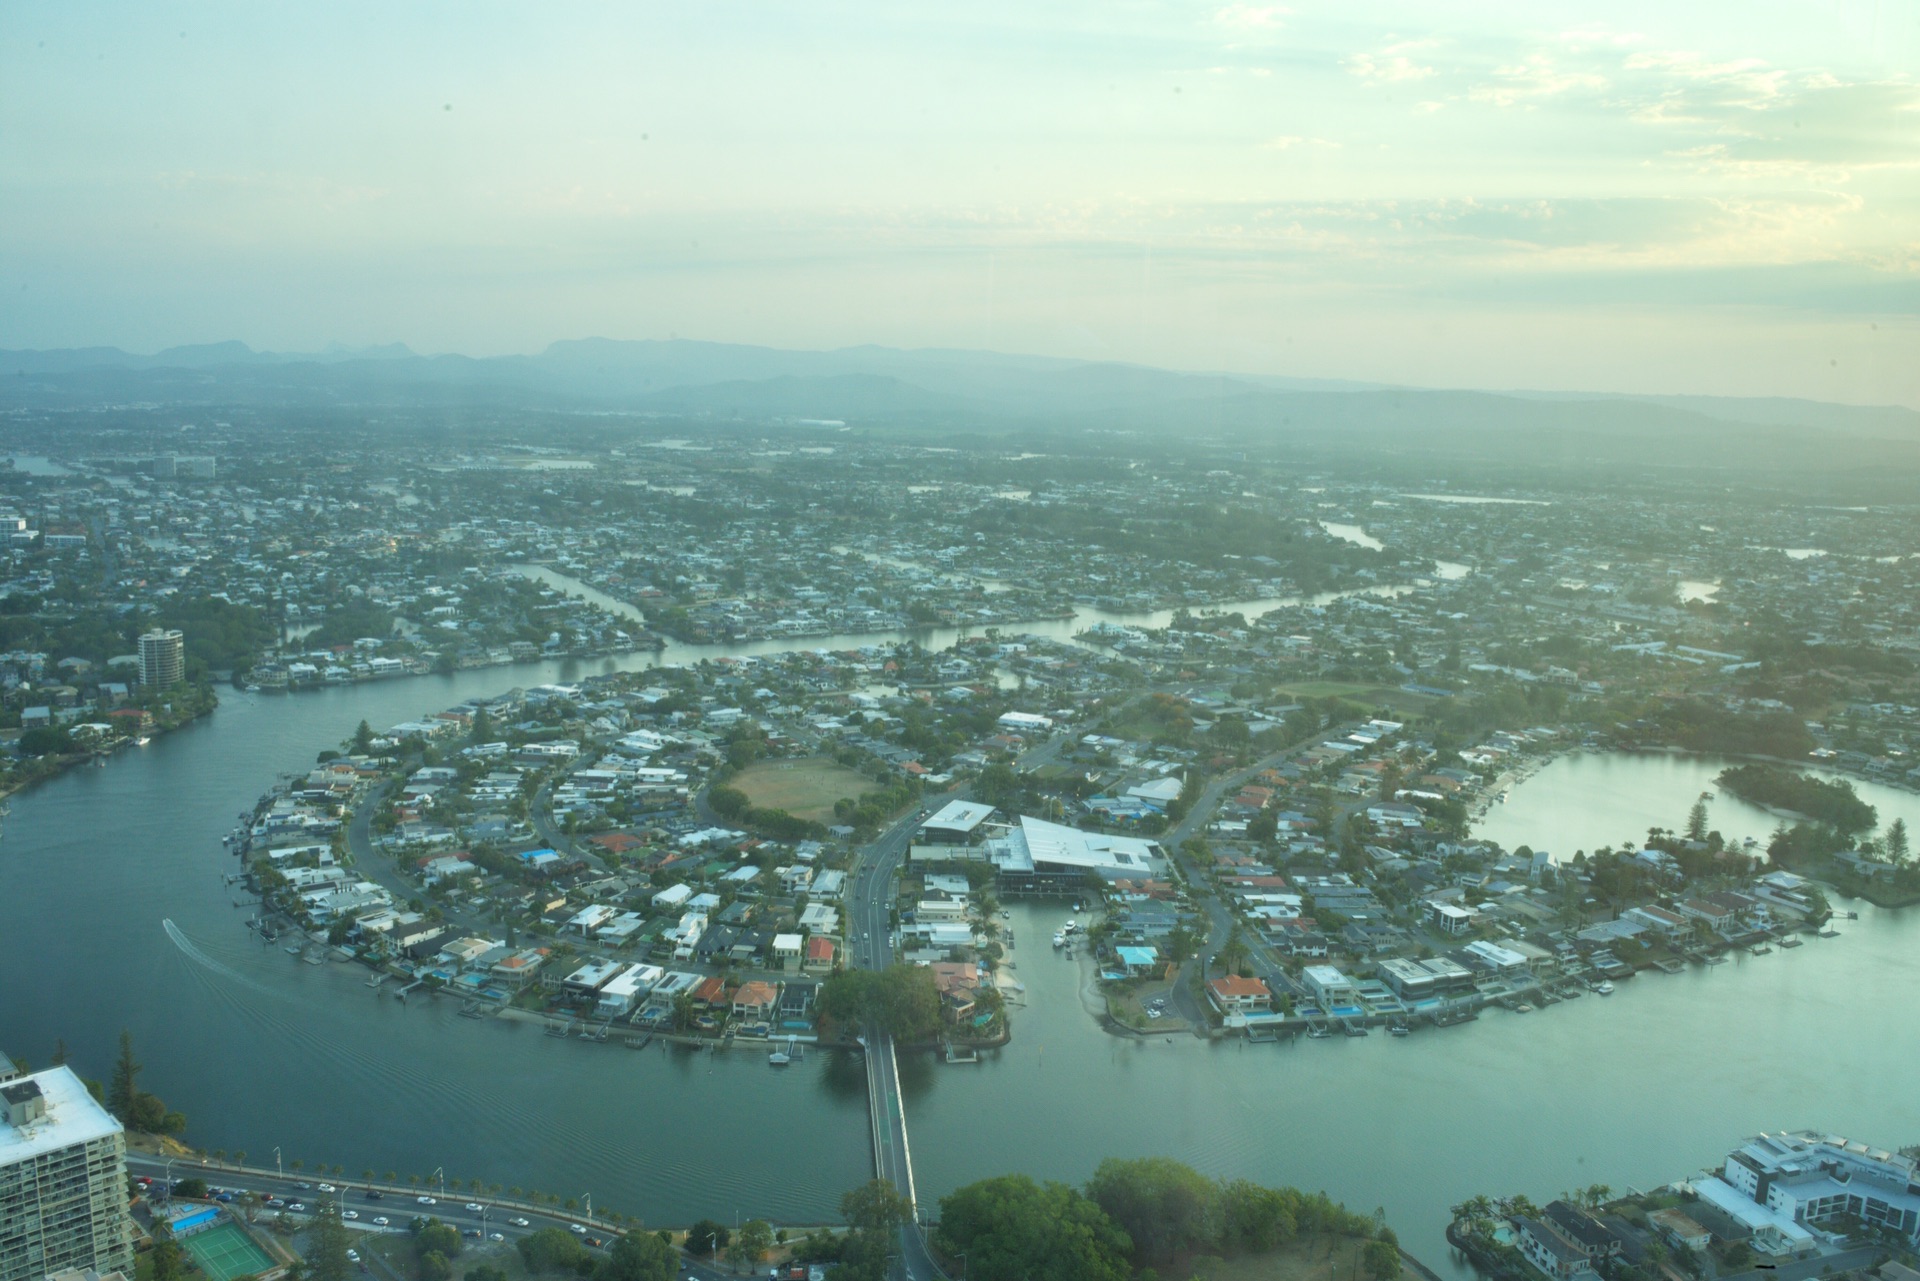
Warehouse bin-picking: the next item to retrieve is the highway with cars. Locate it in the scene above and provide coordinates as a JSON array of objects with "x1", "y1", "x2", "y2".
[{"x1": 125, "y1": 1153, "x2": 608, "y2": 1249}]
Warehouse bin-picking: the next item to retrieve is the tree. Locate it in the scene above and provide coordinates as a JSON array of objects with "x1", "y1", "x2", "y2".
[
  {"x1": 685, "y1": 1220, "x2": 729, "y2": 1260},
  {"x1": 936, "y1": 1174, "x2": 1132, "y2": 1281},
  {"x1": 519, "y1": 1227, "x2": 591, "y2": 1275},
  {"x1": 597, "y1": 1231, "x2": 676, "y2": 1281},
  {"x1": 1685, "y1": 799, "x2": 1709, "y2": 842},
  {"x1": 1363, "y1": 1239, "x2": 1402, "y2": 1281},
  {"x1": 1086, "y1": 1156, "x2": 1217, "y2": 1264},
  {"x1": 109, "y1": 1031, "x2": 141, "y2": 1121},
  {"x1": 414, "y1": 1219, "x2": 463, "y2": 1263},
  {"x1": 151, "y1": 1237, "x2": 189, "y2": 1281},
  {"x1": 353, "y1": 721, "x2": 375, "y2": 754},
  {"x1": 1888, "y1": 818, "x2": 1910, "y2": 866},
  {"x1": 842, "y1": 1180, "x2": 912, "y2": 1236},
  {"x1": 730, "y1": 1221, "x2": 774, "y2": 1268},
  {"x1": 306, "y1": 1201, "x2": 354, "y2": 1281}
]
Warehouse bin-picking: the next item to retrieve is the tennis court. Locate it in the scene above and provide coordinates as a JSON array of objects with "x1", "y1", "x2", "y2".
[{"x1": 179, "y1": 1220, "x2": 275, "y2": 1281}]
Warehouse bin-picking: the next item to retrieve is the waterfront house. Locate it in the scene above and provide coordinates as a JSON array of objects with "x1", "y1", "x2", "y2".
[
  {"x1": 1515, "y1": 1218, "x2": 1601, "y2": 1281},
  {"x1": 1205, "y1": 975, "x2": 1271, "y2": 1017},
  {"x1": 1623, "y1": 904, "x2": 1689, "y2": 941},
  {"x1": 732, "y1": 980, "x2": 780, "y2": 1022},
  {"x1": 1302, "y1": 965, "x2": 1358, "y2": 1010},
  {"x1": 1646, "y1": 1210, "x2": 1711, "y2": 1251}
]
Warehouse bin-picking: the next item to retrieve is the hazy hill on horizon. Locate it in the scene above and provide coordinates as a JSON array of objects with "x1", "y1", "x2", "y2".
[{"x1": 5, "y1": 337, "x2": 1919, "y2": 481}]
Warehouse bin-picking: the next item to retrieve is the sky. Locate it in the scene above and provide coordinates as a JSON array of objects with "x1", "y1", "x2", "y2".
[{"x1": 3, "y1": 1, "x2": 1918, "y2": 405}]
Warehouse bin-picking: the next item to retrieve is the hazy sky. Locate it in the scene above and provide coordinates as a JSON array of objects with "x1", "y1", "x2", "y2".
[{"x1": 4, "y1": 2, "x2": 1918, "y2": 404}]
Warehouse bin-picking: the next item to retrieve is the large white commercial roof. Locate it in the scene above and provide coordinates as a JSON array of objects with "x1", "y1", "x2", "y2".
[
  {"x1": 0, "y1": 1067, "x2": 122, "y2": 1166},
  {"x1": 923, "y1": 800, "x2": 995, "y2": 833},
  {"x1": 997, "y1": 815, "x2": 1161, "y2": 874}
]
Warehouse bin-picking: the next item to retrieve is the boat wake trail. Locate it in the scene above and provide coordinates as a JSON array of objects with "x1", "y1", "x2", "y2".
[{"x1": 162, "y1": 918, "x2": 285, "y2": 999}]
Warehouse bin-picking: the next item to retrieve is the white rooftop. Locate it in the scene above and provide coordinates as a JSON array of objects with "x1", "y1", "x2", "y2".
[
  {"x1": 0, "y1": 1067, "x2": 122, "y2": 1165},
  {"x1": 923, "y1": 800, "x2": 995, "y2": 832}
]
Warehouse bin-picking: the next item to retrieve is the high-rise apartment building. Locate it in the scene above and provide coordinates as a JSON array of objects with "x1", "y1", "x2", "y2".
[
  {"x1": 138, "y1": 629, "x2": 185, "y2": 688},
  {"x1": 0, "y1": 1068, "x2": 136, "y2": 1281}
]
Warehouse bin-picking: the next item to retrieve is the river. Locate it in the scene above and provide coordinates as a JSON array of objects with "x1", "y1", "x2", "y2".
[
  {"x1": 508, "y1": 564, "x2": 1422, "y2": 658},
  {"x1": 4, "y1": 674, "x2": 1916, "y2": 1263}
]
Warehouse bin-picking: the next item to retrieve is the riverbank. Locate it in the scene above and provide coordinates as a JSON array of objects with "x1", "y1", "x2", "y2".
[{"x1": 0, "y1": 685, "x2": 217, "y2": 801}]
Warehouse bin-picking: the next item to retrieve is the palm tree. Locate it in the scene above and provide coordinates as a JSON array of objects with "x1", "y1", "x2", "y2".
[
  {"x1": 290, "y1": 1159, "x2": 304, "y2": 1174},
  {"x1": 331, "y1": 1165, "x2": 344, "y2": 1178},
  {"x1": 489, "y1": 1184, "x2": 502, "y2": 1198},
  {"x1": 213, "y1": 1149, "x2": 227, "y2": 1166},
  {"x1": 233, "y1": 1151, "x2": 247, "y2": 1168},
  {"x1": 363, "y1": 1169, "x2": 376, "y2": 1186},
  {"x1": 385, "y1": 1171, "x2": 398, "y2": 1184},
  {"x1": 564, "y1": 1197, "x2": 579, "y2": 1213},
  {"x1": 510, "y1": 1187, "x2": 525, "y2": 1202},
  {"x1": 408, "y1": 1175, "x2": 421, "y2": 1191}
]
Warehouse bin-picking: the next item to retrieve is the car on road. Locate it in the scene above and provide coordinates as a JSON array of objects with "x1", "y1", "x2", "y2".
[
  {"x1": 488, "y1": 1233, "x2": 505, "y2": 1243},
  {"x1": 508, "y1": 1217, "x2": 530, "y2": 1227},
  {"x1": 319, "y1": 1183, "x2": 337, "y2": 1192},
  {"x1": 464, "y1": 1202, "x2": 485, "y2": 1212},
  {"x1": 295, "y1": 1181, "x2": 312, "y2": 1190},
  {"x1": 365, "y1": 1190, "x2": 385, "y2": 1200},
  {"x1": 346, "y1": 1251, "x2": 360, "y2": 1264},
  {"x1": 569, "y1": 1223, "x2": 588, "y2": 1235},
  {"x1": 215, "y1": 1192, "x2": 234, "y2": 1202},
  {"x1": 464, "y1": 1229, "x2": 482, "y2": 1239},
  {"x1": 372, "y1": 1217, "x2": 391, "y2": 1227},
  {"x1": 342, "y1": 1211, "x2": 359, "y2": 1221},
  {"x1": 266, "y1": 1198, "x2": 286, "y2": 1209},
  {"x1": 287, "y1": 1203, "x2": 307, "y2": 1213},
  {"x1": 587, "y1": 1237, "x2": 604, "y2": 1248},
  {"x1": 417, "y1": 1195, "x2": 437, "y2": 1205}
]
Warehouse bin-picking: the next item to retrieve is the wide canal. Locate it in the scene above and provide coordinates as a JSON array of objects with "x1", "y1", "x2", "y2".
[{"x1": 4, "y1": 644, "x2": 1917, "y2": 1266}]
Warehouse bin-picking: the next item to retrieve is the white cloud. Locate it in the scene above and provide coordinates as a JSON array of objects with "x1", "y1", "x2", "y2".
[
  {"x1": 1346, "y1": 51, "x2": 1436, "y2": 83},
  {"x1": 1213, "y1": 3, "x2": 1289, "y2": 31},
  {"x1": 1468, "y1": 54, "x2": 1607, "y2": 108}
]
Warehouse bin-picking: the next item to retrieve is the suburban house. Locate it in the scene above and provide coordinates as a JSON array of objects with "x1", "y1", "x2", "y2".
[{"x1": 1205, "y1": 975, "x2": 1271, "y2": 1017}]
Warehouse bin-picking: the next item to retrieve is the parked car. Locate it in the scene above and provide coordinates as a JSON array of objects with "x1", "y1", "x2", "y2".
[{"x1": 489, "y1": 1233, "x2": 505, "y2": 1243}]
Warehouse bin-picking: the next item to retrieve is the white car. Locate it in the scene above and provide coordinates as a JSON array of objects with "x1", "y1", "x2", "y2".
[
  {"x1": 373, "y1": 1216, "x2": 391, "y2": 1227},
  {"x1": 319, "y1": 1184, "x2": 337, "y2": 1193},
  {"x1": 569, "y1": 1224, "x2": 588, "y2": 1235},
  {"x1": 347, "y1": 1251, "x2": 360, "y2": 1264},
  {"x1": 465, "y1": 1202, "x2": 485, "y2": 1213},
  {"x1": 342, "y1": 1211, "x2": 360, "y2": 1221},
  {"x1": 489, "y1": 1233, "x2": 505, "y2": 1242},
  {"x1": 417, "y1": 1195, "x2": 437, "y2": 1205},
  {"x1": 509, "y1": 1218, "x2": 530, "y2": 1228}
]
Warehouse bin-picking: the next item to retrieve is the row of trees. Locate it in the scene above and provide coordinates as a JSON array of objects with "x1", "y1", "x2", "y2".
[
  {"x1": 705, "y1": 784, "x2": 828, "y2": 841},
  {"x1": 935, "y1": 1156, "x2": 1402, "y2": 1281}
]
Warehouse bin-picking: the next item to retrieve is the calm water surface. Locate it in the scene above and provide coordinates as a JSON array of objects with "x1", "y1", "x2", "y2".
[{"x1": 4, "y1": 686, "x2": 1915, "y2": 1261}]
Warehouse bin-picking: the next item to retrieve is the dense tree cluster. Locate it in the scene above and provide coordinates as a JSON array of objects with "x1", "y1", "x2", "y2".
[
  {"x1": 815, "y1": 965, "x2": 943, "y2": 1043},
  {"x1": 1717, "y1": 765, "x2": 1877, "y2": 833},
  {"x1": 932, "y1": 1157, "x2": 1400, "y2": 1281}
]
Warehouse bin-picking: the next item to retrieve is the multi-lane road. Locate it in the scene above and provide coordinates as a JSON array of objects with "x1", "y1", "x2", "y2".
[
  {"x1": 844, "y1": 798, "x2": 955, "y2": 1281},
  {"x1": 125, "y1": 1153, "x2": 604, "y2": 1247}
]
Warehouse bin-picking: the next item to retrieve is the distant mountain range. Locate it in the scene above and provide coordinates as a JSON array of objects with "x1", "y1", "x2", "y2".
[{"x1": 4, "y1": 338, "x2": 1917, "y2": 478}]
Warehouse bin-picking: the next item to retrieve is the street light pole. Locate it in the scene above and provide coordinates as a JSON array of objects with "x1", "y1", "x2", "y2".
[
  {"x1": 274, "y1": 1147, "x2": 282, "y2": 1178},
  {"x1": 582, "y1": 1193, "x2": 591, "y2": 1222}
]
